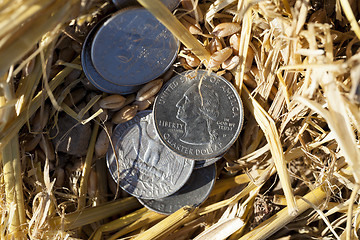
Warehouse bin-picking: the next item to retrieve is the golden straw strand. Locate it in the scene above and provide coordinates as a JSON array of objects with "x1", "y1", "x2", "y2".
[
  {"x1": 77, "y1": 123, "x2": 99, "y2": 210},
  {"x1": 239, "y1": 185, "x2": 328, "y2": 240},
  {"x1": 0, "y1": 0, "x2": 80, "y2": 75},
  {"x1": 50, "y1": 197, "x2": 141, "y2": 230},
  {"x1": 132, "y1": 206, "x2": 195, "y2": 240},
  {"x1": 210, "y1": 172, "x2": 256, "y2": 197},
  {"x1": 346, "y1": 184, "x2": 360, "y2": 240},
  {"x1": 241, "y1": 85, "x2": 298, "y2": 215},
  {"x1": 109, "y1": 211, "x2": 165, "y2": 240},
  {"x1": 91, "y1": 208, "x2": 148, "y2": 240},
  {"x1": 339, "y1": 0, "x2": 360, "y2": 40},
  {"x1": 1, "y1": 69, "x2": 26, "y2": 238},
  {"x1": 136, "y1": 0, "x2": 210, "y2": 63},
  {"x1": 2, "y1": 137, "x2": 25, "y2": 238},
  {"x1": 0, "y1": 57, "x2": 80, "y2": 151},
  {"x1": 234, "y1": 0, "x2": 253, "y2": 93}
]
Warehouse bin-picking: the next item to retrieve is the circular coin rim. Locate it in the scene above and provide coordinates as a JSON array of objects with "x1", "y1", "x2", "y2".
[
  {"x1": 112, "y1": 0, "x2": 180, "y2": 11},
  {"x1": 153, "y1": 70, "x2": 245, "y2": 160},
  {"x1": 106, "y1": 110, "x2": 195, "y2": 199},
  {"x1": 90, "y1": 7, "x2": 180, "y2": 86},
  {"x1": 138, "y1": 164, "x2": 217, "y2": 215},
  {"x1": 81, "y1": 17, "x2": 143, "y2": 94},
  {"x1": 194, "y1": 154, "x2": 223, "y2": 169}
]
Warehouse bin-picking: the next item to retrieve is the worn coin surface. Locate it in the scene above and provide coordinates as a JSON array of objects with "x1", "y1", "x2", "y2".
[
  {"x1": 112, "y1": 0, "x2": 180, "y2": 11},
  {"x1": 194, "y1": 155, "x2": 222, "y2": 169},
  {"x1": 81, "y1": 18, "x2": 142, "y2": 94},
  {"x1": 153, "y1": 70, "x2": 244, "y2": 160},
  {"x1": 91, "y1": 8, "x2": 179, "y2": 86},
  {"x1": 138, "y1": 164, "x2": 216, "y2": 215},
  {"x1": 106, "y1": 110, "x2": 194, "y2": 199}
]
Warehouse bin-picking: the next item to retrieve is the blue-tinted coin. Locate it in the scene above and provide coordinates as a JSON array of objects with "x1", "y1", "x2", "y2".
[
  {"x1": 81, "y1": 18, "x2": 142, "y2": 94},
  {"x1": 91, "y1": 8, "x2": 179, "y2": 86}
]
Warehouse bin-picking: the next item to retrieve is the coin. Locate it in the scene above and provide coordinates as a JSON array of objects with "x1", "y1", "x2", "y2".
[
  {"x1": 112, "y1": 0, "x2": 180, "y2": 11},
  {"x1": 194, "y1": 155, "x2": 222, "y2": 169},
  {"x1": 81, "y1": 18, "x2": 142, "y2": 94},
  {"x1": 138, "y1": 164, "x2": 216, "y2": 215},
  {"x1": 106, "y1": 110, "x2": 194, "y2": 199},
  {"x1": 153, "y1": 70, "x2": 244, "y2": 160},
  {"x1": 91, "y1": 8, "x2": 179, "y2": 86}
]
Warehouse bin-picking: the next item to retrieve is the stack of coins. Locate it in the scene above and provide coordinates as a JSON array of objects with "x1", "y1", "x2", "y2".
[
  {"x1": 81, "y1": 6, "x2": 179, "y2": 94},
  {"x1": 107, "y1": 70, "x2": 244, "y2": 214}
]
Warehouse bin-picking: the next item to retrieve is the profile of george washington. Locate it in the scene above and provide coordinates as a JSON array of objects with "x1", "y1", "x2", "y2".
[{"x1": 175, "y1": 82, "x2": 220, "y2": 145}]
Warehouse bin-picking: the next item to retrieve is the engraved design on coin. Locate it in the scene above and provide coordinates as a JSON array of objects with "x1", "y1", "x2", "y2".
[
  {"x1": 81, "y1": 17, "x2": 142, "y2": 94},
  {"x1": 176, "y1": 82, "x2": 220, "y2": 145},
  {"x1": 153, "y1": 70, "x2": 244, "y2": 159},
  {"x1": 139, "y1": 164, "x2": 216, "y2": 215},
  {"x1": 106, "y1": 111, "x2": 194, "y2": 199},
  {"x1": 90, "y1": 8, "x2": 179, "y2": 86}
]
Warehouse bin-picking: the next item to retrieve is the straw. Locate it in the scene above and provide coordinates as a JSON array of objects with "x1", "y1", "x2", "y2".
[
  {"x1": 77, "y1": 122, "x2": 99, "y2": 210},
  {"x1": 0, "y1": 0, "x2": 80, "y2": 75},
  {"x1": 1, "y1": 0, "x2": 360, "y2": 239},
  {"x1": 136, "y1": 0, "x2": 211, "y2": 63},
  {"x1": 0, "y1": 67, "x2": 26, "y2": 238},
  {"x1": 0, "y1": 57, "x2": 80, "y2": 151},
  {"x1": 241, "y1": 85, "x2": 298, "y2": 215},
  {"x1": 132, "y1": 206, "x2": 195, "y2": 240},
  {"x1": 50, "y1": 197, "x2": 141, "y2": 230},
  {"x1": 339, "y1": 0, "x2": 360, "y2": 40},
  {"x1": 239, "y1": 184, "x2": 328, "y2": 240},
  {"x1": 91, "y1": 208, "x2": 148, "y2": 240}
]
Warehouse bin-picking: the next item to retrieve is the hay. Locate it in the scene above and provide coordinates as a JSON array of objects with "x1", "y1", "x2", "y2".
[{"x1": 1, "y1": 0, "x2": 360, "y2": 239}]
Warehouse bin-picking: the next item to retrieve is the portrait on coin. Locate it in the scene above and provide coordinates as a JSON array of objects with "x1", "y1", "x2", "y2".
[{"x1": 176, "y1": 81, "x2": 220, "y2": 145}]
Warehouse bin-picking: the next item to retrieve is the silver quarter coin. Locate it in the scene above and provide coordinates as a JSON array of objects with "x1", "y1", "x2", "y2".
[
  {"x1": 91, "y1": 8, "x2": 179, "y2": 86},
  {"x1": 81, "y1": 18, "x2": 142, "y2": 94},
  {"x1": 138, "y1": 164, "x2": 216, "y2": 215},
  {"x1": 153, "y1": 70, "x2": 244, "y2": 160},
  {"x1": 106, "y1": 110, "x2": 194, "y2": 199}
]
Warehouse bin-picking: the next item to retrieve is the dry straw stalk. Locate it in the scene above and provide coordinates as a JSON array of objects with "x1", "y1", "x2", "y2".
[
  {"x1": 1, "y1": 69, "x2": 26, "y2": 238},
  {"x1": 136, "y1": 0, "x2": 211, "y2": 63},
  {"x1": 339, "y1": 0, "x2": 360, "y2": 40},
  {"x1": 0, "y1": 0, "x2": 80, "y2": 75},
  {"x1": 0, "y1": 58, "x2": 80, "y2": 151},
  {"x1": 77, "y1": 123, "x2": 99, "y2": 210},
  {"x1": 91, "y1": 208, "x2": 148, "y2": 240},
  {"x1": 241, "y1": 85, "x2": 298, "y2": 215},
  {"x1": 1, "y1": 0, "x2": 360, "y2": 239},
  {"x1": 50, "y1": 197, "x2": 141, "y2": 230},
  {"x1": 239, "y1": 184, "x2": 328, "y2": 240},
  {"x1": 133, "y1": 206, "x2": 196, "y2": 240}
]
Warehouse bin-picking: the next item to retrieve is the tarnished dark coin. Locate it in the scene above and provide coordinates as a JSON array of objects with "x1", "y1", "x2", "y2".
[
  {"x1": 106, "y1": 110, "x2": 194, "y2": 199},
  {"x1": 81, "y1": 18, "x2": 142, "y2": 94},
  {"x1": 91, "y1": 8, "x2": 179, "y2": 86},
  {"x1": 194, "y1": 155, "x2": 222, "y2": 169},
  {"x1": 138, "y1": 164, "x2": 216, "y2": 215},
  {"x1": 112, "y1": 0, "x2": 180, "y2": 11},
  {"x1": 153, "y1": 70, "x2": 244, "y2": 160}
]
